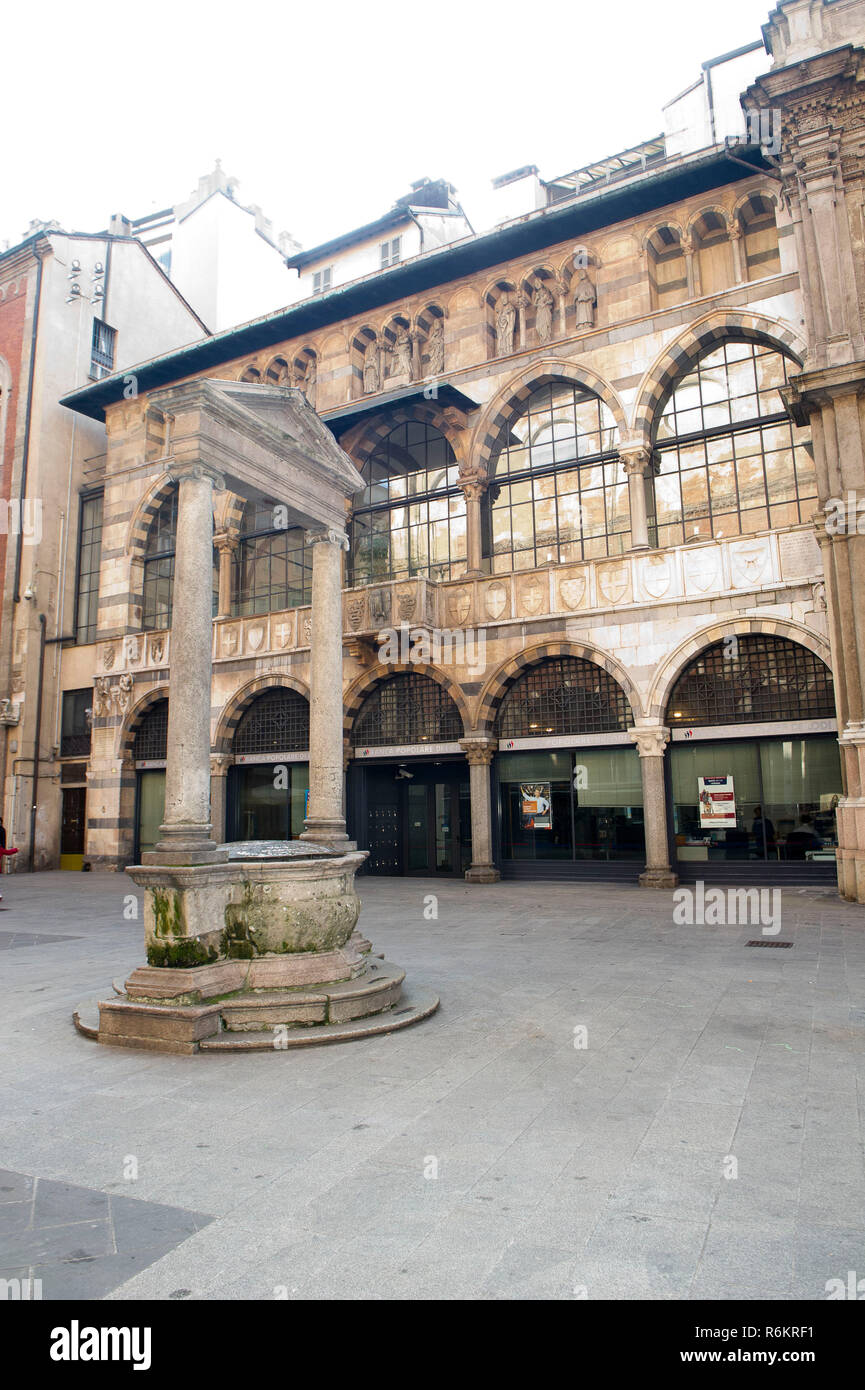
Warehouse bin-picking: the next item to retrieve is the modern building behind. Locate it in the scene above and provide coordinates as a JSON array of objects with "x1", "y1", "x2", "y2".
[
  {"x1": 0, "y1": 227, "x2": 207, "y2": 868},
  {"x1": 46, "y1": 0, "x2": 865, "y2": 899}
]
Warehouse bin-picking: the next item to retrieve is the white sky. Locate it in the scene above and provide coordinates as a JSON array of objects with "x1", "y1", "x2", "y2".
[{"x1": 3, "y1": 0, "x2": 777, "y2": 253}]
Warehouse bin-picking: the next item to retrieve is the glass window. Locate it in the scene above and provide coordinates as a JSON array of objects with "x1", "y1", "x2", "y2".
[
  {"x1": 349, "y1": 422, "x2": 466, "y2": 583},
  {"x1": 233, "y1": 689, "x2": 310, "y2": 755},
  {"x1": 230, "y1": 763, "x2": 309, "y2": 841},
  {"x1": 353, "y1": 674, "x2": 463, "y2": 747},
  {"x1": 486, "y1": 383, "x2": 625, "y2": 570},
  {"x1": 75, "y1": 492, "x2": 103, "y2": 644},
  {"x1": 142, "y1": 490, "x2": 219, "y2": 630},
  {"x1": 498, "y1": 748, "x2": 645, "y2": 862},
  {"x1": 654, "y1": 341, "x2": 817, "y2": 544},
  {"x1": 61, "y1": 689, "x2": 92, "y2": 758},
  {"x1": 671, "y1": 736, "x2": 841, "y2": 863},
  {"x1": 233, "y1": 501, "x2": 311, "y2": 615}
]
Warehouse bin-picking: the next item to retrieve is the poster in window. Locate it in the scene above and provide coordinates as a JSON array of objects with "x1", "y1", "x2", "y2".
[
  {"x1": 521, "y1": 783, "x2": 552, "y2": 830},
  {"x1": 698, "y1": 775, "x2": 736, "y2": 829}
]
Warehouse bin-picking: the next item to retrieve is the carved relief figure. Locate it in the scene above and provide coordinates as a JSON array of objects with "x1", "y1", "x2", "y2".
[
  {"x1": 92, "y1": 676, "x2": 111, "y2": 718},
  {"x1": 533, "y1": 283, "x2": 554, "y2": 344},
  {"x1": 363, "y1": 341, "x2": 380, "y2": 394},
  {"x1": 115, "y1": 673, "x2": 134, "y2": 715},
  {"x1": 391, "y1": 327, "x2": 413, "y2": 379},
  {"x1": 426, "y1": 318, "x2": 445, "y2": 375},
  {"x1": 496, "y1": 297, "x2": 516, "y2": 356},
  {"x1": 574, "y1": 269, "x2": 597, "y2": 329}
]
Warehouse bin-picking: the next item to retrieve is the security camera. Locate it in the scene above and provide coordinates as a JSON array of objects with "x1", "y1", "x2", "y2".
[{"x1": 23, "y1": 583, "x2": 35, "y2": 601}]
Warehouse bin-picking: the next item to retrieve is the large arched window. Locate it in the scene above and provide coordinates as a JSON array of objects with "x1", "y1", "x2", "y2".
[
  {"x1": 495, "y1": 657, "x2": 631, "y2": 738},
  {"x1": 654, "y1": 339, "x2": 817, "y2": 546},
  {"x1": 141, "y1": 491, "x2": 219, "y2": 630},
  {"x1": 233, "y1": 688, "x2": 310, "y2": 754},
  {"x1": 349, "y1": 421, "x2": 466, "y2": 584},
  {"x1": 485, "y1": 382, "x2": 625, "y2": 572},
  {"x1": 233, "y1": 500, "x2": 311, "y2": 616},
  {"x1": 666, "y1": 636, "x2": 835, "y2": 728},
  {"x1": 353, "y1": 674, "x2": 463, "y2": 746}
]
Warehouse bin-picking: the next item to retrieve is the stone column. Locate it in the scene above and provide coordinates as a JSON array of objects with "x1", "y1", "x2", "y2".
[
  {"x1": 460, "y1": 476, "x2": 487, "y2": 576},
  {"x1": 210, "y1": 754, "x2": 230, "y2": 845},
  {"x1": 460, "y1": 736, "x2": 500, "y2": 882},
  {"x1": 300, "y1": 527, "x2": 353, "y2": 850},
  {"x1": 146, "y1": 461, "x2": 227, "y2": 866},
  {"x1": 729, "y1": 221, "x2": 745, "y2": 284},
  {"x1": 214, "y1": 530, "x2": 237, "y2": 619},
  {"x1": 681, "y1": 233, "x2": 698, "y2": 299},
  {"x1": 620, "y1": 444, "x2": 657, "y2": 551},
  {"x1": 631, "y1": 725, "x2": 678, "y2": 889}
]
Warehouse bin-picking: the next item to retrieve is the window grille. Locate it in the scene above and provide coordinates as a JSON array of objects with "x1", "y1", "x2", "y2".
[
  {"x1": 233, "y1": 689, "x2": 310, "y2": 755},
  {"x1": 90, "y1": 319, "x2": 116, "y2": 380},
  {"x1": 353, "y1": 674, "x2": 462, "y2": 746},
  {"x1": 495, "y1": 657, "x2": 631, "y2": 738},
  {"x1": 133, "y1": 700, "x2": 168, "y2": 761},
  {"x1": 666, "y1": 636, "x2": 835, "y2": 727}
]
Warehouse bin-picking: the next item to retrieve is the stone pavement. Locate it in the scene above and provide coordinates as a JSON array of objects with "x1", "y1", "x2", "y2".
[{"x1": 0, "y1": 870, "x2": 863, "y2": 1301}]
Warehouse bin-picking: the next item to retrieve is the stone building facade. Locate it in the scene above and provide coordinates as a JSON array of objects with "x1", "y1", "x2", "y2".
[{"x1": 53, "y1": 0, "x2": 865, "y2": 896}]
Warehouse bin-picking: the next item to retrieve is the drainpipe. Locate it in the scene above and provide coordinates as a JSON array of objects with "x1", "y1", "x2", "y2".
[{"x1": 28, "y1": 613, "x2": 46, "y2": 872}]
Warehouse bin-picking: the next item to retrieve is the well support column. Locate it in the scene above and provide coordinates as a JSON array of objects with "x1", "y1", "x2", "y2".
[
  {"x1": 461, "y1": 736, "x2": 500, "y2": 883},
  {"x1": 301, "y1": 527, "x2": 354, "y2": 850},
  {"x1": 145, "y1": 461, "x2": 226, "y2": 866},
  {"x1": 632, "y1": 725, "x2": 678, "y2": 889}
]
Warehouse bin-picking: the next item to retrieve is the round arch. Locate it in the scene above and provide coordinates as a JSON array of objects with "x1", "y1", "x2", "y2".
[
  {"x1": 344, "y1": 663, "x2": 470, "y2": 745},
  {"x1": 630, "y1": 309, "x2": 807, "y2": 443},
  {"x1": 120, "y1": 685, "x2": 170, "y2": 759},
  {"x1": 646, "y1": 618, "x2": 834, "y2": 723},
  {"x1": 124, "y1": 472, "x2": 178, "y2": 560},
  {"x1": 471, "y1": 360, "x2": 628, "y2": 478},
  {"x1": 341, "y1": 401, "x2": 468, "y2": 472},
  {"x1": 476, "y1": 640, "x2": 643, "y2": 735},
  {"x1": 214, "y1": 675, "x2": 311, "y2": 755}
]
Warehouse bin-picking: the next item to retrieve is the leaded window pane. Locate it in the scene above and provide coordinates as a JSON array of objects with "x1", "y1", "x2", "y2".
[
  {"x1": 666, "y1": 636, "x2": 835, "y2": 728},
  {"x1": 496, "y1": 658, "x2": 631, "y2": 738}
]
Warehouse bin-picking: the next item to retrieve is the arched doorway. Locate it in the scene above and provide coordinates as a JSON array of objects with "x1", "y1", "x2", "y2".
[
  {"x1": 348, "y1": 672, "x2": 469, "y2": 875},
  {"x1": 665, "y1": 635, "x2": 841, "y2": 883},
  {"x1": 132, "y1": 699, "x2": 168, "y2": 859},
  {"x1": 491, "y1": 656, "x2": 643, "y2": 879},
  {"x1": 227, "y1": 688, "x2": 310, "y2": 841}
]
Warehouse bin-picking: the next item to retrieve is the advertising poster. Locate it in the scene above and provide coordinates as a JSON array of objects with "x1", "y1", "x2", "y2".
[
  {"x1": 521, "y1": 783, "x2": 552, "y2": 830},
  {"x1": 698, "y1": 775, "x2": 736, "y2": 829}
]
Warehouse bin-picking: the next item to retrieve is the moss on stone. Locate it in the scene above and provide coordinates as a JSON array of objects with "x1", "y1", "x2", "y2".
[{"x1": 146, "y1": 939, "x2": 217, "y2": 969}]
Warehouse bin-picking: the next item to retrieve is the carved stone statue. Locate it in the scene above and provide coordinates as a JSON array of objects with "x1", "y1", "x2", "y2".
[
  {"x1": 575, "y1": 270, "x2": 597, "y2": 329},
  {"x1": 391, "y1": 327, "x2": 413, "y2": 379},
  {"x1": 496, "y1": 297, "x2": 516, "y2": 356},
  {"x1": 296, "y1": 358, "x2": 317, "y2": 409},
  {"x1": 92, "y1": 675, "x2": 111, "y2": 718},
  {"x1": 426, "y1": 318, "x2": 445, "y2": 375},
  {"x1": 363, "y1": 341, "x2": 380, "y2": 393},
  {"x1": 533, "y1": 283, "x2": 554, "y2": 344}
]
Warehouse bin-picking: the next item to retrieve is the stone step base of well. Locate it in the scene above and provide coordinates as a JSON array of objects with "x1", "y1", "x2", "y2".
[
  {"x1": 199, "y1": 987, "x2": 440, "y2": 1050},
  {"x1": 73, "y1": 959, "x2": 437, "y2": 1054}
]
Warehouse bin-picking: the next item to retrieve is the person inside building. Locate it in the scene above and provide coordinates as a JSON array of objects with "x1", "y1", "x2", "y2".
[
  {"x1": 784, "y1": 813, "x2": 823, "y2": 861},
  {"x1": 752, "y1": 806, "x2": 776, "y2": 858}
]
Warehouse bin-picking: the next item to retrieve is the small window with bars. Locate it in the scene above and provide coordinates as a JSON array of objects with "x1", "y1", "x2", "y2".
[
  {"x1": 90, "y1": 319, "x2": 117, "y2": 380},
  {"x1": 133, "y1": 700, "x2": 168, "y2": 762},
  {"x1": 233, "y1": 689, "x2": 310, "y2": 755},
  {"x1": 353, "y1": 673, "x2": 462, "y2": 747},
  {"x1": 312, "y1": 266, "x2": 333, "y2": 295},
  {"x1": 495, "y1": 658, "x2": 632, "y2": 739},
  {"x1": 380, "y1": 237, "x2": 401, "y2": 269}
]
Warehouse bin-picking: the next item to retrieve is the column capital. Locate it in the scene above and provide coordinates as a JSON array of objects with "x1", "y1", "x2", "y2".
[
  {"x1": 213, "y1": 530, "x2": 239, "y2": 555},
  {"x1": 167, "y1": 459, "x2": 225, "y2": 491},
  {"x1": 460, "y1": 736, "x2": 498, "y2": 767},
  {"x1": 618, "y1": 443, "x2": 658, "y2": 477},
  {"x1": 305, "y1": 526, "x2": 349, "y2": 551},
  {"x1": 630, "y1": 725, "x2": 671, "y2": 759}
]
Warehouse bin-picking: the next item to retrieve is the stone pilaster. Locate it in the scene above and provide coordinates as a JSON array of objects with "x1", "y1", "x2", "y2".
[
  {"x1": 460, "y1": 736, "x2": 500, "y2": 882},
  {"x1": 210, "y1": 753, "x2": 230, "y2": 845},
  {"x1": 729, "y1": 221, "x2": 745, "y2": 284},
  {"x1": 300, "y1": 527, "x2": 354, "y2": 850},
  {"x1": 619, "y1": 443, "x2": 658, "y2": 551},
  {"x1": 146, "y1": 461, "x2": 227, "y2": 866},
  {"x1": 631, "y1": 725, "x2": 678, "y2": 889}
]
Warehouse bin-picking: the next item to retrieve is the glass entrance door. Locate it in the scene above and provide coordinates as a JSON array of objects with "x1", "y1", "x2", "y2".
[{"x1": 353, "y1": 762, "x2": 470, "y2": 876}]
